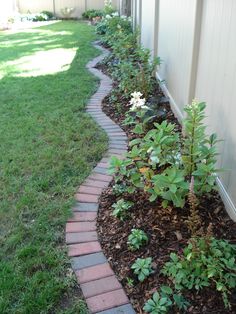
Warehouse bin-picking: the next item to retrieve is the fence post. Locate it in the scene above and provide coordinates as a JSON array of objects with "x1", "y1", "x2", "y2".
[
  {"x1": 187, "y1": 0, "x2": 203, "y2": 103},
  {"x1": 153, "y1": 0, "x2": 159, "y2": 60},
  {"x1": 52, "y1": 0, "x2": 56, "y2": 16},
  {"x1": 84, "y1": 0, "x2": 87, "y2": 12}
]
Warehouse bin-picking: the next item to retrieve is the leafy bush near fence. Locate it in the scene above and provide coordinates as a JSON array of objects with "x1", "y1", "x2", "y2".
[{"x1": 82, "y1": 9, "x2": 104, "y2": 20}]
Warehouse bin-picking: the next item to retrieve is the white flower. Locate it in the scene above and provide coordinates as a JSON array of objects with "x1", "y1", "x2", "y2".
[
  {"x1": 112, "y1": 12, "x2": 119, "y2": 17},
  {"x1": 106, "y1": 14, "x2": 112, "y2": 19},
  {"x1": 117, "y1": 24, "x2": 121, "y2": 29},
  {"x1": 121, "y1": 15, "x2": 127, "y2": 19},
  {"x1": 131, "y1": 91, "x2": 143, "y2": 99}
]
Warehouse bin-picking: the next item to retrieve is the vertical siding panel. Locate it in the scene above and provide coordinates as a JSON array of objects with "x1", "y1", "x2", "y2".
[
  {"x1": 140, "y1": 0, "x2": 156, "y2": 57},
  {"x1": 157, "y1": 0, "x2": 197, "y2": 112},
  {"x1": 195, "y1": 0, "x2": 236, "y2": 214}
]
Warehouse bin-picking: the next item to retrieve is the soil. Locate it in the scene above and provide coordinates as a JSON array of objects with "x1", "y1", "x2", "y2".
[{"x1": 96, "y1": 49, "x2": 236, "y2": 314}]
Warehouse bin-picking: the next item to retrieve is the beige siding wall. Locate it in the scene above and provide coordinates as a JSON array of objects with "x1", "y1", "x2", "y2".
[
  {"x1": 195, "y1": 0, "x2": 236, "y2": 214},
  {"x1": 140, "y1": 0, "x2": 156, "y2": 58},
  {"x1": 157, "y1": 0, "x2": 197, "y2": 113},
  {"x1": 132, "y1": 0, "x2": 236, "y2": 220},
  {"x1": 18, "y1": 0, "x2": 118, "y2": 17}
]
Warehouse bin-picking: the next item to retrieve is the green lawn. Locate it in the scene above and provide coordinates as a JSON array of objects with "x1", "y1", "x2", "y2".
[{"x1": 0, "y1": 21, "x2": 107, "y2": 313}]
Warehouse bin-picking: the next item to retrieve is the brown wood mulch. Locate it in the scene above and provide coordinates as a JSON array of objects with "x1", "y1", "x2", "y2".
[{"x1": 96, "y1": 56, "x2": 236, "y2": 314}]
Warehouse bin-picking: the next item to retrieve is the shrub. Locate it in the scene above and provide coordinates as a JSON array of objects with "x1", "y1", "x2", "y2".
[
  {"x1": 127, "y1": 229, "x2": 148, "y2": 251},
  {"x1": 40, "y1": 11, "x2": 54, "y2": 19},
  {"x1": 131, "y1": 257, "x2": 153, "y2": 282},
  {"x1": 143, "y1": 287, "x2": 189, "y2": 313},
  {"x1": 162, "y1": 237, "x2": 236, "y2": 309},
  {"x1": 182, "y1": 100, "x2": 220, "y2": 194},
  {"x1": 82, "y1": 9, "x2": 103, "y2": 20},
  {"x1": 32, "y1": 13, "x2": 48, "y2": 22},
  {"x1": 111, "y1": 199, "x2": 133, "y2": 220},
  {"x1": 110, "y1": 99, "x2": 221, "y2": 208}
]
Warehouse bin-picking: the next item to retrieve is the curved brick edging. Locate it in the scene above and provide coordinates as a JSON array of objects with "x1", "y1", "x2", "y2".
[{"x1": 65, "y1": 43, "x2": 135, "y2": 314}]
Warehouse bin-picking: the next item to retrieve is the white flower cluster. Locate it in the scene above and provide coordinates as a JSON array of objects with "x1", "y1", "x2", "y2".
[
  {"x1": 104, "y1": 0, "x2": 112, "y2": 7},
  {"x1": 105, "y1": 11, "x2": 119, "y2": 20},
  {"x1": 129, "y1": 92, "x2": 148, "y2": 111}
]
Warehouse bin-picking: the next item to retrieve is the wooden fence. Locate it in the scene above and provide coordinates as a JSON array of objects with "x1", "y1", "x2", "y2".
[{"x1": 17, "y1": 0, "x2": 119, "y2": 18}]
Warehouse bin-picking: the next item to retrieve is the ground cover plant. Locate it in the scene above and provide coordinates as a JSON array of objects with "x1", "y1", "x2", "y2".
[
  {"x1": 0, "y1": 21, "x2": 107, "y2": 313},
  {"x1": 95, "y1": 10, "x2": 236, "y2": 313}
]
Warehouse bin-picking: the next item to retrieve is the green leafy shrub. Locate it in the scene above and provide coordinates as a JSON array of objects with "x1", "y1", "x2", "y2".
[
  {"x1": 111, "y1": 199, "x2": 133, "y2": 220},
  {"x1": 150, "y1": 167, "x2": 189, "y2": 208},
  {"x1": 182, "y1": 100, "x2": 220, "y2": 194},
  {"x1": 111, "y1": 47, "x2": 160, "y2": 100},
  {"x1": 131, "y1": 257, "x2": 153, "y2": 282},
  {"x1": 32, "y1": 13, "x2": 48, "y2": 21},
  {"x1": 162, "y1": 237, "x2": 236, "y2": 309},
  {"x1": 143, "y1": 287, "x2": 189, "y2": 313},
  {"x1": 96, "y1": 14, "x2": 132, "y2": 37},
  {"x1": 143, "y1": 291, "x2": 172, "y2": 313},
  {"x1": 110, "y1": 100, "x2": 221, "y2": 208},
  {"x1": 104, "y1": 0, "x2": 116, "y2": 15},
  {"x1": 40, "y1": 11, "x2": 54, "y2": 19},
  {"x1": 82, "y1": 9, "x2": 103, "y2": 19},
  {"x1": 128, "y1": 229, "x2": 148, "y2": 251}
]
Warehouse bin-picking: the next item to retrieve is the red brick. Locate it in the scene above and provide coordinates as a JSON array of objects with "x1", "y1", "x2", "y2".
[
  {"x1": 83, "y1": 179, "x2": 109, "y2": 189},
  {"x1": 96, "y1": 162, "x2": 109, "y2": 168},
  {"x1": 75, "y1": 193, "x2": 99, "y2": 203},
  {"x1": 81, "y1": 276, "x2": 121, "y2": 298},
  {"x1": 76, "y1": 263, "x2": 114, "y2": 284},
  {"x1": 86, "y1": 289, "x2": 129, "y2": 313},
  {"x1": 78, "y1": 186, "x2": 103, "y2": 195},
  {"x1": 66, "y1": 221, "x2": 96, "y2": 233},
  {"x1": 108, "y1": 149, "x2": 127, "y2": 154},
  {"x1": 88, "y1": 173, "x2": 112, "y2": 182},
  {"x1": 66, "y1": 232, "x2": 98, "y2": 244},
  {"x1": 67, "y1": 212, "x2": 97, "y2": 222},
  {"x1": 68, "y1": 241, "x2": 101, "y2": 257}
]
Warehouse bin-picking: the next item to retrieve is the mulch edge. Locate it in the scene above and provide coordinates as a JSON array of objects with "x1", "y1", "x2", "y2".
[{"x1": 65, "y1": 42, "x2": 136, "y2": 314}]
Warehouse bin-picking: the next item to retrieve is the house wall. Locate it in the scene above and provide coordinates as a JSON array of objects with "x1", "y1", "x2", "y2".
[
  {"x1": 132, "y1": 0, "x2": 236, "y2": 220},
  {"x1": 17, "y1": 0, "x2": 119, "y2": 18}
]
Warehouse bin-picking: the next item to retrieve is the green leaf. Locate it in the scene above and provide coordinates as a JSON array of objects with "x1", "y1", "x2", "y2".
[{"x1": 160, "y1": 286, "x2": 173, "y2": 295}]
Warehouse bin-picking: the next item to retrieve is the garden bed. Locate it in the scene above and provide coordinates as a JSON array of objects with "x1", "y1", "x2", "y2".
[
  {"x1": 90, "y1": 8, "x2": 236, "y2": 313},
  {"x1": 96, "y1": 50, "x2": 236, "y2": 314}
]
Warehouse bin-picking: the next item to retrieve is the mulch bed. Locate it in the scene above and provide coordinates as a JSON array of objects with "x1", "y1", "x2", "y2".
[{"x1": 96, "y1": 53, "x2": 236, "y2": 313}]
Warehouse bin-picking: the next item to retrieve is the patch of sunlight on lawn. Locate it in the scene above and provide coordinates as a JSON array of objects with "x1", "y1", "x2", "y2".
[{"x1": 0, "y1": 47, "x2": 77, "y2": 78}]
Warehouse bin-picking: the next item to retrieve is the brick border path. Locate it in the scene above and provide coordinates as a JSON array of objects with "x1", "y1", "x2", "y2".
[{"x1": 65, "y1": 43, "x2": 135, "y2": 314}]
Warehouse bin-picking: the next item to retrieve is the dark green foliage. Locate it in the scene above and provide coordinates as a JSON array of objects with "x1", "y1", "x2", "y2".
[
  {"x1": 143, "y1": 287, "x2": 190, "y2": 314},
  {"x1": 111, "y1": 199, "x2": 133, "y2": 220},
  {"x1": 110, "y1": 101, "x2": 221, "y2": 208},
  {"x1": 131, "y1": 257, "x2": 153, "y2": 282},
  {"x1": 82, "y1": 9, "x2": 103, "y2": 20},
  {"x1": 162, "y1": 238, "x2": 236, "y2": 309},
  {"x1": 40, "y1": 11, "x2": 54, "y2": 19},
  {"x1": 127, "y1": 229, "x2": 148, "y2": 250}
]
